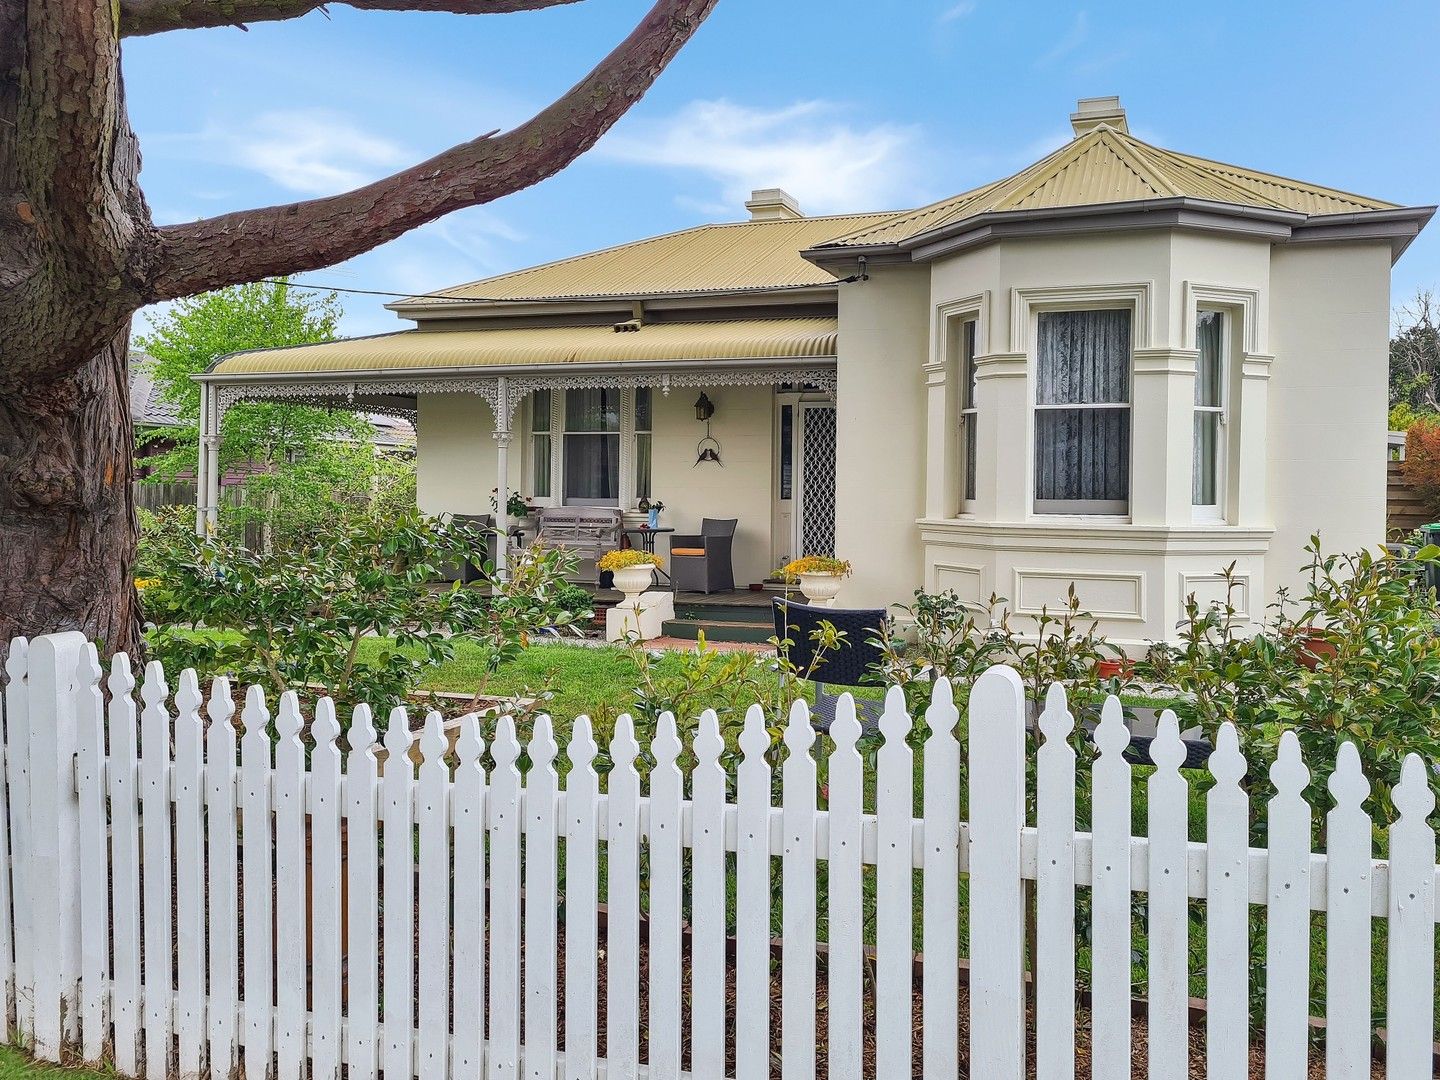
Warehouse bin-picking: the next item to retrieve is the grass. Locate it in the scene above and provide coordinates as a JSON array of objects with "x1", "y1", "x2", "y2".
[{"x1": 0, "y1": 1047, "x2": 110, "y2": 1080}]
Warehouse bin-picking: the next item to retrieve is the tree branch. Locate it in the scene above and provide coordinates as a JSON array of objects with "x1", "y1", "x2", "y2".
[
  {"x1": 121, "y1": 0, "x2": 582, "y2": 37},
  {"x1": 146, "y1": 0, "x2": 717, "y2": 303}
]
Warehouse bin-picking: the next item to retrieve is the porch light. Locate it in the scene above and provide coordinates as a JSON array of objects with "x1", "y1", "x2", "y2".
[{"x1": 694, "y1": 392, "x2": 715, "y2": 422}]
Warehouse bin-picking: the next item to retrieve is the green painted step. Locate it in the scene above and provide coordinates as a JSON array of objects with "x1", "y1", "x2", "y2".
[
  {"x1": 660, "y1": 618, "x2": 775, "y2": 644},
  {"x1": 669, "y1": 600, "x2": 777, "y2": 625}
]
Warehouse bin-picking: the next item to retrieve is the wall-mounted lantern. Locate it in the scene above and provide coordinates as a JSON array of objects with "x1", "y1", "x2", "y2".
[{"x1": 694, "y1": 392, "x2": 715, "y2": 422}]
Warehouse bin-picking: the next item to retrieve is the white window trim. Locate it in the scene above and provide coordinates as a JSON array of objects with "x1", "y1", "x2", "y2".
[
  {"x1": 932, "y1": 293, "x2": 989, "y2": 519},
  {"x1": 1192, "y1": 307, "x2": 1230, "y2": 523},
  {"x1": 1020, "y1": 290, "x2": 1146, "y2": 520},
  {"x1": 958, "y1": 317, "x2": 980, "y2": 512}
]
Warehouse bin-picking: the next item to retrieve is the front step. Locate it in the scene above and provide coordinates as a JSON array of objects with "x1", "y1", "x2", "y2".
[{"x1": 660, "y1": 617, "x2": 774, "y2": 645}]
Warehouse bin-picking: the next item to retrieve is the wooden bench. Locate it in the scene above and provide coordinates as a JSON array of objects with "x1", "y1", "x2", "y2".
[{"x1": 535, "y1": 507, "x2": 623, "y2": 580}]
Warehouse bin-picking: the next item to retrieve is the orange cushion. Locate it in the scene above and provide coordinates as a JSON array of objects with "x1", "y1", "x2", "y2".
[{"x1": 670, "y1": 547, "x2": 707, "y2": 556}]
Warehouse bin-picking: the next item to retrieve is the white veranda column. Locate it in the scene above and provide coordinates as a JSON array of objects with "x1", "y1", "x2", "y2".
[
  {"x1": 494, "y1": 376, "x2": 510, "y2": 576},
  {"x1": 194, "y1": 383, "x2": 210, "y2": 536}
]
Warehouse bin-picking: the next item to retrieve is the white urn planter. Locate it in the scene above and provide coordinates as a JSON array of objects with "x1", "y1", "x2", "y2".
[
  {"x1": 612, "y1": 564, "x2": 656, "y2": 602},
  {"x1": 797, "y1": 572, "x2": 844, "y2": 608}
]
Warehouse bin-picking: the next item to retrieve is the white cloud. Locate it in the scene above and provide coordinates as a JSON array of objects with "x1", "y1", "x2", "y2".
[
  {"x1": 155, "y1": 108, "x2": 410, "y2": 195},
  {"x1": 599, "y1": 99, "x2": 924, "y2": 214},
  {"x1": 938, "y1": 1, "x2": 977, "y2": 24}
]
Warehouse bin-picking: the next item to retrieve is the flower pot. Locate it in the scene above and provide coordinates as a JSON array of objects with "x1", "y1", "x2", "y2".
[
  {"x1": 1294, "y1": 628, "x2": 1336, "y2": 671},
  {"x1": 647, "y1": 507, "x2": 660, "y2": 529},
  {"x1": 797, "y1": 571, "x2": 844, "y2": 608},
  {"x1": 1095, "y1": 658, "x2": 1134, "y2": 680},
  {"x1": 612, "y1": 564, "x2": 656, "y2": 600}
]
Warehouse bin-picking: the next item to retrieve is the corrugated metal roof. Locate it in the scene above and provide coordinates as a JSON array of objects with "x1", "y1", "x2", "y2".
[
  {"x1": 403, "y1": 214, "x2": 896, "y2": 304},
  {"x1": 817, "y1": 126, "x2": 1399, "y2": 249},
  {"x1": 209, "y1": 318, "x2": 839, "y2": 377}
]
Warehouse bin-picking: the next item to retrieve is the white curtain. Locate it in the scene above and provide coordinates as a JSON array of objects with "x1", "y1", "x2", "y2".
[
  {"x1": 1193, "y1": 310, "x2": 1224, "y2": 506},
  {"x1": 564, "y1": 389, "x2": 620, "y2": 502},
  {"x1": 1034, "y1": 309, "x2": 1131, "y2": 512}
]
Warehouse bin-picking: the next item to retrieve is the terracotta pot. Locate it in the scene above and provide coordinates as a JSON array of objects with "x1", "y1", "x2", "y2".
[
  {"x1": 1095, "y1": 658, "x2": 1133, "y2": 680},
  {"x1": 1295, "y1": 629, "x2": 1336, "y2": 671}
]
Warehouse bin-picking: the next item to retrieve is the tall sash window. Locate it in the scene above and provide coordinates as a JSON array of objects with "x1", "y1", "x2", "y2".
[
  {"x1": 530, "y1": 389, "x2": 552, "y2": 498},
  {"x1": 1193, "y1": 309, "x2": 1227, "y2": 518},
  {"x1": 959, "y1": 318, "x2": 979, "y2": 507},
  {"x1": 563, "y1": 388, "x2": 621, "y2": 504},
  {"x1": 1033, "y1": 308, "x2": 1132, "y2": 515}
]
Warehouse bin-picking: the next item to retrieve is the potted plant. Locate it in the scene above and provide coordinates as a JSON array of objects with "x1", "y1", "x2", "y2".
[
  {"x1": 777, "y1": 555, "x2": 852, "y2": 608},
  {"x1": 598, "y1": 549, "x2": 662, "y2": 601},
  {"x1": 646, "y1": 499, "x2": 666, "y2": 529},
  {"x1": 491, "y1": 489, "x2": 537, "y2": 531}
]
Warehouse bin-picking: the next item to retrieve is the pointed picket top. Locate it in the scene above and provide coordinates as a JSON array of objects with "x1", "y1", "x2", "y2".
[
  {"x1": 384, "y1": 706, "x2": 413, "y2": 761},
  {"x1": 420, "y1": 711, "x2": 448, "y2": 767},
  {"x1": 239, "y1": 683, "x2": 269, "y2": 736},
  {"x1": 925, "y1": 676, "x2": 959, "y2": 743},
  {"x1": 609, "y1": 713, "x2": 639, "y2": 771},
  {"x1": 1269, "y1": 730, "x2": 1310, "y2": 800},
  {"x1": 738, "y1": 703, "x2": 770, "y2": 762},
  {"x1": 567, "y1": 714, "x2": 598, "y2": 771},
  {"x1": 78, "y1": 643, "x2": 104, "y2": 703},
  {"x1": 783, "y1": 698, "x2": 815, "y2": 756},
  {"x1": 1037, "y1": 681, "x2": 1074, "y2": 745},
  {"x1": 878, "y1": 684, "x2": 911, "y2": 744},
  {"x1": 141, "y1": 659, "x2": 170, "y2": 712},
  {"x1": 693, "y1": 709, "x2": 724, "y2": 769},
  {"x1": 5, "y1": 635, "x2": 28, "y2": 683},
  {"x1": 529, "y1": 712, "x2": 560, "y2": 774},
  {"x1": 1328, "y1": 741, "x2": 1369, "y2": 809},
  {"x1": 652, "y1": 712, "x2": 682, "y2": 769},
  {"x1": 1208, "y1": 721, "x2": 1247, "y2": 787},
  {"x1": 109, "y1": 650, "x2": 136, "y2": 701},
  {"x1": 313, "y1": 697, "x2": 340, "y2": 746},
  {"x1": 492, "y1": 712, "x2": 522, "y2": 772},
  {"x1": 829, "y1": 693, "x2": 861, "y2": 753},
  {"x1": 207, "y1": 675, "x2": 235, "y2": 728},
  {"x1": 1392, "y1": 753, "x2": 1436, "y2": 823},
  {"x1": 276, "y1": 691, "x2": 304, "y2": 743},
  {"x1": 176, "y1": 668, "x2": 203, "y2": 722},
  {"x1": 455, "y1": 714, "x2": 484, "y2": 768},
  {"x1": 1149, "y1": 710, "x2": 1186, "y2": 774},
  {"x1": 349, "y1": 703, "x2": 377, "y2": 755},
  {"x1": 1093, "y1": 694, "x2": 1129, "y2": 758}
]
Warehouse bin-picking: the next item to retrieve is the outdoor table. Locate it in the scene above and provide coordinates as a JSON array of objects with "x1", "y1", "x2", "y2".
[{"x1": 622, "y1": 526, "x2": 675, "y2": 588}]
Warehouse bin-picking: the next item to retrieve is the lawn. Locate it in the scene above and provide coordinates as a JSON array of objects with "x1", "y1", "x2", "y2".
[{"x1": 0, "y1": 1047, "x2": 108, "y2": 1080}]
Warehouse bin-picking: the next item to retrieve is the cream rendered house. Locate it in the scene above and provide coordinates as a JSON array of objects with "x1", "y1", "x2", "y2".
[{"x1": 200, "y1": 98, "x2": 1433, "y2": 645}]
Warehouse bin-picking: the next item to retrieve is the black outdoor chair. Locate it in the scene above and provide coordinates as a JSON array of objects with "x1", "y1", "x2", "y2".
[
  {"x1": 772, "y1": 597, "x2": 888, "y2": 730},
  {"x1": 669, "y1": 518, "x2": 737, "y2": 594},
  {"x1": 433, "y1": 513, "x2": 494, "y2": 584}
]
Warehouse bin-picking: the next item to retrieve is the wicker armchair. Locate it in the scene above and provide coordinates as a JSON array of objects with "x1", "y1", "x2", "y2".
[
  {"x1": 668, "y1": 518, "x2": 737, "y2": 593},
  {"x1": 772, "y1": 597, "x2": 888, "y2": 729}
]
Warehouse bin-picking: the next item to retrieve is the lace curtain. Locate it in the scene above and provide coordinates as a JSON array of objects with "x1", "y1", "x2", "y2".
[{"x1": 1034, "y1": 309, "x2": 1131, "y2": 513}]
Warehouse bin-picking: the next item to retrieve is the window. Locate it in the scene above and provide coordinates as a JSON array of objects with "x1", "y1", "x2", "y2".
[
  {"x1": 1193, "y1": 309, "x2": 1226, "y2": 518},
  {"x1": 778, "y1": 403, "x2": 794, "y2": 500},
  {"x1": 563, "y1": 388, "x2": 620, "y2": 503},
  {"x1": 530, "y1": 389, "x2": 552, "y2": 498},
  {"x1": 1033, "y1": 308, "x2": 1131, "y2": 515},
  {"x1": 634, "y1": 387, "x2": 652, "y2": 500},
  {"x1": 958, "y1": 318, "x2": 978, "y2": 507}
]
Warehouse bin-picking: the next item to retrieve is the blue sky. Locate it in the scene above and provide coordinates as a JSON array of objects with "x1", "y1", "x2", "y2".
[{"x1": 126, "y1": 0, "x2": 1440, "y2": 337}]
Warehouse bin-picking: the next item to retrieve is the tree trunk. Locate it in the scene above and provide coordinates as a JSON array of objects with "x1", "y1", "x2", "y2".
[{"x1": 0, "y1": 328, "x2": 144, "y2": 657}]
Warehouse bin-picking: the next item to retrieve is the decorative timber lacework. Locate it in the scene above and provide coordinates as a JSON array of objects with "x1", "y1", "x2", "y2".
[
  {"x1": 800, "y1": 405, "x2": 837, "y2": 557},
  {"x1": 211, "y1": 366, "x2": 838, "y2": 429}
]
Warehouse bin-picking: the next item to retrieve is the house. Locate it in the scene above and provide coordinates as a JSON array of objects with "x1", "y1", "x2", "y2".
[{"x1": 197, "y1": 98, "x2": 1434, "y2": 645}]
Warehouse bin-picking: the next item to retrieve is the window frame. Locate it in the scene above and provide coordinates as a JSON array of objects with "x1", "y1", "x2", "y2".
[
  {"x1": 1030, "y1": 305, "x2": 1134, "y2": 517},
  {"x1": 1192, "y1": 307, "x2": 1229, "y2": 523},
  {"x1": 958, "y1": 317, "x2": 979, "y2": 511}
]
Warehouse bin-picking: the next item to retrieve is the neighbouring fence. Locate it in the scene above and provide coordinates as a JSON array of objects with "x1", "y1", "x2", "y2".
[{"x1": 3, "y1": 633, "x2": 1439, "y2": 1080}]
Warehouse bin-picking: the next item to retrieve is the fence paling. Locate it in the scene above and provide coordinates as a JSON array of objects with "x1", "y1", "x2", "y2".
[{"x1": 4, "y1": 634, "x2": 1440, "y2": 1080}]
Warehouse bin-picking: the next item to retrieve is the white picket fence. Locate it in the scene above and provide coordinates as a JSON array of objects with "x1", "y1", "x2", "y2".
[{"x1": 3, "y1": 631, "x2": 1439, "y2": 1080}]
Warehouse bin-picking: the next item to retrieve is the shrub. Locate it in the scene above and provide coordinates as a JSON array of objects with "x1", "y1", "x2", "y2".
[
  {"x1": 144, "y1": 512, "x2": 582, "y2": 715},
  {"x1": 597, "y1": 548, "x2": 661, "y2": 572},
  {"x1": 1401, "y1": 415, "x2": 1440, "y2": 518}
]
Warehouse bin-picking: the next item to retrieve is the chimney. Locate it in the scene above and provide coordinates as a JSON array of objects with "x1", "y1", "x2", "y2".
[
  {"x1": 1070, "y1": 96, "x2": 1128, "y2": 136},
  {"x1": 745, "y1": 188, "x2": 804, "y2": 221}
]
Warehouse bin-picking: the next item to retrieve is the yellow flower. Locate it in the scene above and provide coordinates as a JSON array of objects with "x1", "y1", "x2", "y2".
[{"x1": 134, "y1": 578, "x2": 162, "y2": 591}]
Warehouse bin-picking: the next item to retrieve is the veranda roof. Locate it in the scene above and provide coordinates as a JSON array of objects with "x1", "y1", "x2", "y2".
[{"x1": 207, "y1": 317, "x2": 839, "y2": 378}]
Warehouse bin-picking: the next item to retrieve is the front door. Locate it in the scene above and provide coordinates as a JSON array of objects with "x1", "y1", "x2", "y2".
[{"x1": 796, "y1": 402, "x2": 837, "y2": 557}]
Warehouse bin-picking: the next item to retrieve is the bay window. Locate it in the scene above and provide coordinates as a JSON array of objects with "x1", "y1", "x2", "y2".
[
  {"x1": 1193, "y1": 309, "x2": 1226, "y2": 519},
  {"x1": 1033, "y1": 308, "x2": 1131, "y2": 515}
]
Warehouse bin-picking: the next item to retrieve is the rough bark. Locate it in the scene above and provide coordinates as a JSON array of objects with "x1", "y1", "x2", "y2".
[
  {"x1": 0, "y1": 0, "x2": 715, "y2": 656},
  {"x1": 121, "y1": 0, "x2": 582, "y2": 37}
]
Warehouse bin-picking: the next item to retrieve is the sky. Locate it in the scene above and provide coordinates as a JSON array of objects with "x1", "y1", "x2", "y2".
[{"x1": 125, "y1": 0, "x2": 1440, "y2": 338}]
